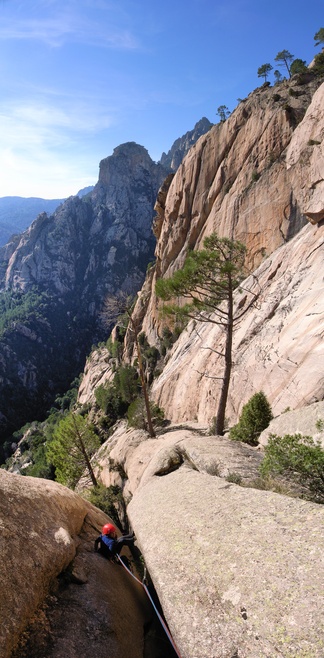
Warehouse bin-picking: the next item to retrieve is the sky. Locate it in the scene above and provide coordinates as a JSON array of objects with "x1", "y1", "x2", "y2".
[{"x1": 0, "y1": 0, "x2": 323, "y2": 199}]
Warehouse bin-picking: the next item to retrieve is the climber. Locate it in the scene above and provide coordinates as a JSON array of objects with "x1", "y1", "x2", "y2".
[{"x1": 94, "y1": 523, "x2": 136, "y2": 561}]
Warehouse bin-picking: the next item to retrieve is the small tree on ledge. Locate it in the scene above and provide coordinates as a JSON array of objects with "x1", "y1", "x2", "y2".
[
  {"x1": 155, "y1": 234, "x2": 259, "y2": 435},
  {"x1": 257, "y1": 63, "x2": 273, "y2": 82}
]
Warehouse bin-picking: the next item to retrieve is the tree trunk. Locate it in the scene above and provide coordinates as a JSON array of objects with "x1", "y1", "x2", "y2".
[
  {"x1": 215, "y1": 291, "x2": 233, "y2": 435},
  {"x1": 131, "y1": 319, "x2": 156, "y2": 438},
  {"x1": 73, "y1": 417, "x2": 98, "y2": 486}
]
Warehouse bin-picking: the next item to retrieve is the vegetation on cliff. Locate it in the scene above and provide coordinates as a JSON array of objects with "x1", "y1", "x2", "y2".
[
  {"x1": 261, "y1": 433, "x2": 324, "y2": 503},
  {"x1": 156, "y1": 234, "x2": 259, "y2": 435}
]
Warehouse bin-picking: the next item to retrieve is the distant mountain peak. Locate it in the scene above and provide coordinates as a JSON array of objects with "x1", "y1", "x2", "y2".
[{"x1": 160, "y1": 116, "x2": 213, "y2": 171}]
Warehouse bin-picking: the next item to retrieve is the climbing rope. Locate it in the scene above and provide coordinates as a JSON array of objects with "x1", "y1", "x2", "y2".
[{"x1": 116, "y1": 554, "x2": 184, "y2": 658}]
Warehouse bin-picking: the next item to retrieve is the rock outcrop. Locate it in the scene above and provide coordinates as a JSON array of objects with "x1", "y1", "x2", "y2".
[
  {"x1": 129, "y1": 465, "x2": 324, "y2": 658},
  {"x1": 286, "y1": 82, "x2": 324, "y2": 223},
  {"x1": 110, "y1": 79, "x2": 323, "y2": 426},
  {"x1": 150, "y1": 220, "x2": 324, "y2": 424},
  {"x1": 89, "y1": 421, "x2": 324, "y2": 658},
  {"x1": 258, "y1": 400, "x2": 324, "y2": 447},
  {"x1": 79, "y1": 81, "x2": 324, "y2": 427},
  {"x1": 0, "y1": 469, "x2": 151, "y2": 658}
]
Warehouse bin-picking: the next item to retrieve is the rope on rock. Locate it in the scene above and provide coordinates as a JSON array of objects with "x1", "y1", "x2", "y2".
[{"x1": 116, "y1": 554, "x2": 183, "y2": 658}]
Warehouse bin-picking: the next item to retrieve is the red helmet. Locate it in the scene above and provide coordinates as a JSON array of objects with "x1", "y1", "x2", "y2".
[{"x1": 102, "y1": 523, "x2": 116, "y2": 536}]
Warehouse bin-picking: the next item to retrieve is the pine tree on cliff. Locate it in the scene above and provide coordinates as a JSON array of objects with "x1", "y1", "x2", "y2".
[
  {"x1": 47, "y1": 413, "x2": 100, "y2": 488},
  {"x1": 257, "y1": 63, "x2": 273, "y2": 82},
  {"x1": 314, "y1": 27, "x2": 324, "y2": 48},
  {"x1": 274, "y1": 49, "x2": 294, "y2": 78},
  {"x1": 156, "y1": 234, "x2": 259, "y2": 435}
]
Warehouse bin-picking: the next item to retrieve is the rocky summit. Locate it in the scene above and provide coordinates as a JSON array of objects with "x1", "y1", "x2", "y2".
[{"x1": 0, "y1": 143, "x2": 168, "y2": 443}]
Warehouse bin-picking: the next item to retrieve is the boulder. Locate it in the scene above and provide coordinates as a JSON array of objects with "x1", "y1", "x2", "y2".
[
  {"x1": 129, "y1": 466, "x2": 324, "y2": 658},
  {"x1": 259, "y1": 400, "x2": 324, "y2": 447}
]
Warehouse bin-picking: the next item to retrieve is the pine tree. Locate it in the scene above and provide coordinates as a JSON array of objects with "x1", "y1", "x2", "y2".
[
  {"x1": 156, "y1": 234, "x2": 259, "y2": 435},
  {"x1": 47, "y1": 413, "x2": 100, "y2": 488}
]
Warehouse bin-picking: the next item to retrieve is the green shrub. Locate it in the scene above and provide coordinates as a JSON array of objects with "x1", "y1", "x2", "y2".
[
  {"x1": 226, "y1": 472, "x2": 242, "y2": 485},
  {"x1": 260, "y1": 433, "x2": 324, "y2": 503},
  {"x1": 94, "y1": 364, "x2": 139, "y2": 426},
  {"x1": 22, "y1": 445, "x2": 54, "y2": 479},
  {"x1": 230, "y1": 391, "x2": 273, "y2": 445},
  {"x1": 251, "y1": 170, "x2": 260, "y2": 183},
  {"x1": 290, "y1": 58, "x2": 307, "y2": 76},
  {"x1": 127, "y1": 397, "x2": 164, "y2": 430},
  {"x1": 114, "y1": 365, "x2": 140, "y2": 404},
  {"x1": 315, "y1": 418, "x2": 324, "y2": 432},
  {"x1": 312, "y1": 51, "x2": 324, "y2": 75},
  {"x1": 95, "y1": 383, "x2": 124, "y2": 420},
  {"x1": 88, "y1": 483, "x2": 124, "y2": 527}
]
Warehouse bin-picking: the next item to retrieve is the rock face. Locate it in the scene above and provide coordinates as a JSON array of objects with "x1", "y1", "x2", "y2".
[
  {"x1": 1, "y1": 144, "x2": 165, "y2": 295},
  {"x1": 90, "y1": 422, "x2": 324, "y2": 658},
  {"x1": 286, "y1": 83, "x2": 324, "y2": 223},
  {"x1": 129, "y1": 466, "x2": 324, "y2": 658},
  {"x1": 0, "y1": 143, "x2": 168, "y2": 443},
  {"x1": 150, "y1": 221, "x2": 324, "y2": 424},
  {"x1": 0, "y1": 469, "x2": 151, "y2": 658},
  {"x1": 160, "y1": 117, "x2": 214, "y2": 171},
  {"x1": 112, "y1": 79, "x2": 324, "y2": 426},
  {"x1": 258, "y1": 400, "x2": 324, "y2": 447},
  {"x1": 130, "y1": 78, "x2": 323, "y2": 356}
]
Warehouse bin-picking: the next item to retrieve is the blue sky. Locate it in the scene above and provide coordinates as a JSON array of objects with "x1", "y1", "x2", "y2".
[{"x1": 0, "y1": 0, "x2": 322, "y2": 198}]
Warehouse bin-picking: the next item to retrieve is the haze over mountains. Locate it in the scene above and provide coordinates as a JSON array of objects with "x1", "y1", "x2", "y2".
[{"x1": 0, "y1": 187, "x2": 94, "y2": 247}]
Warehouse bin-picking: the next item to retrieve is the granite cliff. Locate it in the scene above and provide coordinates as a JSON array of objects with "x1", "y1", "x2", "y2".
[
  {"x1": 78, "y1": 78, "x2": 324, "y2": 424},
  {"x1": 72, "y1": 77, "x2": 324, "y2": 656},
  {"x1": 122, "y1": 78, "x2": 324, "y2": 424}
]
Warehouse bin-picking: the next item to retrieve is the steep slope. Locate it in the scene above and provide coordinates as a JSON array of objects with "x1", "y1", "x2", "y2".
[
  {"x1": 151, "y1": 220, "x2": 324, "y2": 424},
  {"x1": 52, "y1": 76, "x2": 324, "y2": 658},
  {"x1": 0, "y1": 143, "x2": 168, "y2": 444},
  {"x1": 77, "y1": 78, "x2": 324, "y2": 422}
]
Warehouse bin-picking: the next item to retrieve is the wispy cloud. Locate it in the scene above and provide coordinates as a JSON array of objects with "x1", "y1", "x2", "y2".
[
  {"x1": 0, "y1": 94, "x2": 114, "y2": 196},
  {"x1": 0, "y1": 2, "x2": 140, "y2": 49},
  {"x1": 0, "y1": 96, "x2": 114, "y2": 143}
]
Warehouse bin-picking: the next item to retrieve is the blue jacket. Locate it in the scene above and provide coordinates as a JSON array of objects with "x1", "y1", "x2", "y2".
[
  {"x1": 100, "y1": 533, "x2": 117, "y2": 553},
  {"x1": 94, "y1": 533, "x2": 117, "y2": 558}
]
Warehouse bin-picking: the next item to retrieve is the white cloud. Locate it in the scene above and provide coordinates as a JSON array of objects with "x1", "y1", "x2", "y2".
[
  {"x1": 0, "y1": 2, "x2": 140, "y2": 49},
  {"x1": 0, "y1": 95, "x2": 114, "y2": 197},
  {"x1": 0, "y1": 142, "x2": 97, "y2": 198}
]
